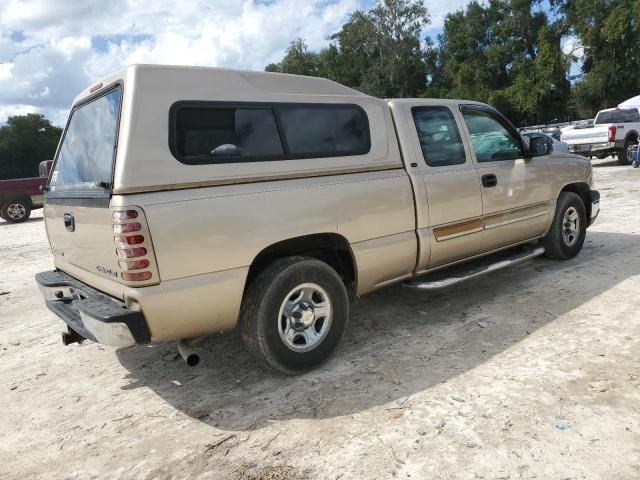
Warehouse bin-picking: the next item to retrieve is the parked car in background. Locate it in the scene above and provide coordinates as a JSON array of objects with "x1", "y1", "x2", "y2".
[
  {"x1": 0, "y1": 160, "x2": 52, "y2": 223},
  {"x1": 522, "y1": 132, "x2": 569, "y2": 154},
  {"x1": 35, "y1": 65, "x2": 599, "y2": 374},
  {"x1": 560, "y1": 107, "x2": 640, "y2": 164}
]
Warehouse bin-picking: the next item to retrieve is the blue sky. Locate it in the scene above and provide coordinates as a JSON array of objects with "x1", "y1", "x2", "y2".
[{"x1": 0, "y1": 0, "x2": 574, "y2": 126}]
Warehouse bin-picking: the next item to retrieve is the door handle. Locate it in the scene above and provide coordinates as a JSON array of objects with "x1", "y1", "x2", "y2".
[
  {"x1": 63, "y1": 213, "x2": 75, "y2": 232},
  {"x1": 481, "y1": 174, "x2": 498, "y2": 188}
]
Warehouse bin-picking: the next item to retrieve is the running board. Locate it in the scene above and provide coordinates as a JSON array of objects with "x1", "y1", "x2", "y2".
[{"x1": 405, "y1": 246, "x2": 545, "y2": 290}]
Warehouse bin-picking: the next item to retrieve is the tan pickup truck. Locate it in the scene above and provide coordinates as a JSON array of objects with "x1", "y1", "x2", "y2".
[{"x1": 35, "y1": 65, "x2": 599, "y2": 374}]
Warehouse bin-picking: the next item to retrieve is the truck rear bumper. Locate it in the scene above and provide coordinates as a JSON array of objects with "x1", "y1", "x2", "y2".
[
  {"x1": 35, "y1": 270, "x2": 150, "y2": 346},
  {"x1": 568, "y1": 142, "x2": 614, "y2": 155}
]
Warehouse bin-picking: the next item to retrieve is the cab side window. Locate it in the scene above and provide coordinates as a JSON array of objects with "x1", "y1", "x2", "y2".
[
  {"x1": 461, "y1": 108, "x2": 523, "y2": 162},
  {"x1": 412, "y1": 107, "x2": 466, "y2": 166}
]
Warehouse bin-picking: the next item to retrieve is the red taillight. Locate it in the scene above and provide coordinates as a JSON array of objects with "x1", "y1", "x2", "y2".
[
  {"x1": 112, "y1": 210, "x2": 139, "y2": 222},
  {"x1": 608, "y1": 126, "x2": 617, "y2": 142},
  {"x1": 112, "y1": 207, "x2": 157, "y2": 284},
  {"x1": 116, "y1": 247, "x2": 147, "y2": 258},
  {"x1": 118, "y1": 259, "x2": 150, "y2": 270},
  {"x1": 113, "y1": 222, "x2": 141, "y2": 234},
  {"x1": 121, "y1": 271, "x2": 152, "y2": 282},
  {"x1": 114, "y1": 235, "x2": 145, "y2": 247}
]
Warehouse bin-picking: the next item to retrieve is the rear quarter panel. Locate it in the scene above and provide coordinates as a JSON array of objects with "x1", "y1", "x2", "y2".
[
  {"x1": 119, "y1": 169, "x2": 416, "y2": 290},
  {"x1": 109, "y1": 169, "x2": 416, "y2": 341},
  {"x1": 0, "y1": 177, "x2": 45, "y2": 205}
]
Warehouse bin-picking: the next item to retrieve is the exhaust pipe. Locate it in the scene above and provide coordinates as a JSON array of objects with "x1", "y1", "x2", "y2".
[{"x1": 178, "y1": 339, "x2": 201, "y2": 366}]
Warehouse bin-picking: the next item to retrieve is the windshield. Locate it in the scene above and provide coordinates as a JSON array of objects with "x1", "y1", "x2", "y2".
[
  {"x1": 594, "y1": 108, "x2": 640, "y2": 124},
  {"x1": 49, "y1": 86, "x2": 122, "y2": 194}
]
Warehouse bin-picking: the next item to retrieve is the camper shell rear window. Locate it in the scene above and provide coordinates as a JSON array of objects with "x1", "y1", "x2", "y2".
[
  {"x1": 48, "y1": 85, "x2": 122, "y2": 197},
  {"x1": 169, "y1": 102, "x2": 370, "y2": 164}
]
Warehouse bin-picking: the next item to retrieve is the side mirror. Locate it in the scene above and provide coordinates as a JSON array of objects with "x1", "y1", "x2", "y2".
[{"x1": 527, "y1": 135, "x2": 549, "y2": 157}]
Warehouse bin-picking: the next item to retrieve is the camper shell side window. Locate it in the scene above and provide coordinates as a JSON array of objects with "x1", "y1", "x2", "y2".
[{"x1": 169, "y1": 102, "x2": 371, "y2": 164}]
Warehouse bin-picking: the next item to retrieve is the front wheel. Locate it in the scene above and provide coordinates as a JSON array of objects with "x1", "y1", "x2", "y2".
[
  {"x1": 239, "y1": 256, "x2": 349, "y2": 375},
  {"x1": 1, "y1": 199, "x2": 31, "y2": 223},
  {"x1": 542, "y1": 192, "x2": 587, "y2": 260}
]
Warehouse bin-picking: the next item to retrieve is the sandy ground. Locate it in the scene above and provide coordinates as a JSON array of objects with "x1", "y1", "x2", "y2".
[{"x1": 1, "y1": 157, "x2": 639, "y2": 480}]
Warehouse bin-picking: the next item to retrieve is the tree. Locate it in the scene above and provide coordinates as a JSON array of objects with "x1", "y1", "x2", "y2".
[
  {"x1": 565, "y1": 0, "x2": 640, "y2": 116},
  {"x1": 429, "y1": 0, "x2": 571, "y2": 125},
  {"x1": 328, "y1": 0, "x2": 431, "y2": 97},
  {"x1": 0, "y1": 114, "x2": 62, "y2": 180},
  {"x1": 266, "y1": 0, "x2": 432, "y2": 98},
  {"x1": 265, "y1": 38, "x2": 324, "y2": 77}
]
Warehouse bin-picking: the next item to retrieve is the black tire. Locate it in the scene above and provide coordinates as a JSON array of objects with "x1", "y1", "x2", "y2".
[
  {"x1": 239, "y1": 256, "x2": 349, "y2": 375},
  {"x1": 542, "y1": 192, "x2": 587, "y2": 260},
  {"x1": 618, "y1": 138, "x2": 637, "y2": 165},
  {"x1": 1, "y1": 199, "x2": 31, "y2": 223}
]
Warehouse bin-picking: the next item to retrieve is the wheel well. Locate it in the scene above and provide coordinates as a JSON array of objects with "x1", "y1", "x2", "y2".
[
  {"x1": 626, "y1": 131, "x2": 639, "y2": 143},
  {"x1": 560, "y1": 183, "x2": 591, "y2": 219},
  {"x1": 245, "y1": 233, "x2": 357, "y2": 291}
]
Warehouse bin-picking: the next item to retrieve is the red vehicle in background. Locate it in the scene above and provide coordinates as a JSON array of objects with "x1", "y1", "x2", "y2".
[{"x1": 0, "y1": 160, "x2": 52, "y2": 223}]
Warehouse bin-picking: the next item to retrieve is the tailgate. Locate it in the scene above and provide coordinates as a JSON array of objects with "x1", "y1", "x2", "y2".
[
  {"x1": 45, "y1": 202, "x2": 122, "y2": 292},
  {"x1": 562, "y1": 126, "x2": 608, "y2": 145}
]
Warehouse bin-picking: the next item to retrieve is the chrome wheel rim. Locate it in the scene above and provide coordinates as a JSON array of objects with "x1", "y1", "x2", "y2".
[
  {"x1": 628, "y1": 145, "x2": 636, "y2": 163},
  {"x1": 6, "y1": 203, "x2": 26, "y2": 220},
  {"x1": 562, "y1": 206, "x2": 580, "y2": 247},
  {"x1": 278, "y1": 283, "x2": 332, "y2": 353}
]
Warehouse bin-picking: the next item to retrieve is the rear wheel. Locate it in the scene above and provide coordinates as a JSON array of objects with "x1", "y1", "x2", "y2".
[
  {"x1": 1, "y1": 199, "x2": 31, "y2": 223},
  {"x1": 239, "y1": 256, "x2": 349, "y2": 375},
  {"x1": 542, "y1": 192, "x2": 587, "y2": 260},
  {"x1": 619, "y1": 138, "x2": 637, "y2": 165}
]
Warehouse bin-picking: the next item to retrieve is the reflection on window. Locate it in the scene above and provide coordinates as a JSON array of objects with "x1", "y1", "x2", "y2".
[
  {"x1": 175, "y1": 107, "x2": 283, "y2": 160},
  {"x1": 412, "y1": 107, "x2": 466, "y2": 166},
  {"x1": 50, "y1": 87, "x2": 121, "y2": 194},
  {"x1": 462, "y1": 110, "x2": 522, "y2": 162},
  {"x1": 277, "y1": 106, "x2": 369, "y2": 156}
]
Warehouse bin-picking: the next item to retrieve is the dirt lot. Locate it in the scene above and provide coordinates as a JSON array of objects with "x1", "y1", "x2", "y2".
[{"x1": 1, "y1": 158, "x2": 639, "y2": 479}]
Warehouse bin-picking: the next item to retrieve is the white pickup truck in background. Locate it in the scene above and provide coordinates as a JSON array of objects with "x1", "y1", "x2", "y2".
[{"x1": 561, "y1": 107, "x2": 640, "y2": 164}]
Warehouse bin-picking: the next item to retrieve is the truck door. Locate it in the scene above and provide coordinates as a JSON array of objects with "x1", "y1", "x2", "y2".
[
  {"x1": 458, "y1": 104, "x2": 551, "y2": 252},
  {"x1": 391, "y1": 101, "x2": 483, "y2": 271}
]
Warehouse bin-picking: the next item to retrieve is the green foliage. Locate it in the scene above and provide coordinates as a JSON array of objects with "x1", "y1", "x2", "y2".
[
  {"x1": 267, "y1": 0, "x2": 432, "y2": 98},
  {"x1": 0, "y1": 114, "x2": 62, "y2": 180},
  {"x1": 266, "y1": 0, "x2": 640, "y2": 126},
  {"x1": 565, "y1": 0, "x2": 640, "y2": 117},
  {"x1": 327, "y1": 0, "x2": 431, "y2": 97},
  {"x1": 266, "y1": 38, "x2": 324, "y2": 77},
  {"x1": 433, "y1": 0, "x2": 571, "y2": 125}
]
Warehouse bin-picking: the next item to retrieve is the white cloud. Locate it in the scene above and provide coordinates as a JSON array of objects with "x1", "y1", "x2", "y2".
[
  {"x1": 0, "y1": 0, "x2": 470, "y2": 126},
  {"x1": 424, "y1": 0, "x2": 469, "y2": 36},
  {"x1": 0, "y1": 0, "x2": 364, "y2": 125},
  {"x1": 0, "y1": 63, "x2": 12, "y2": 80}
]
